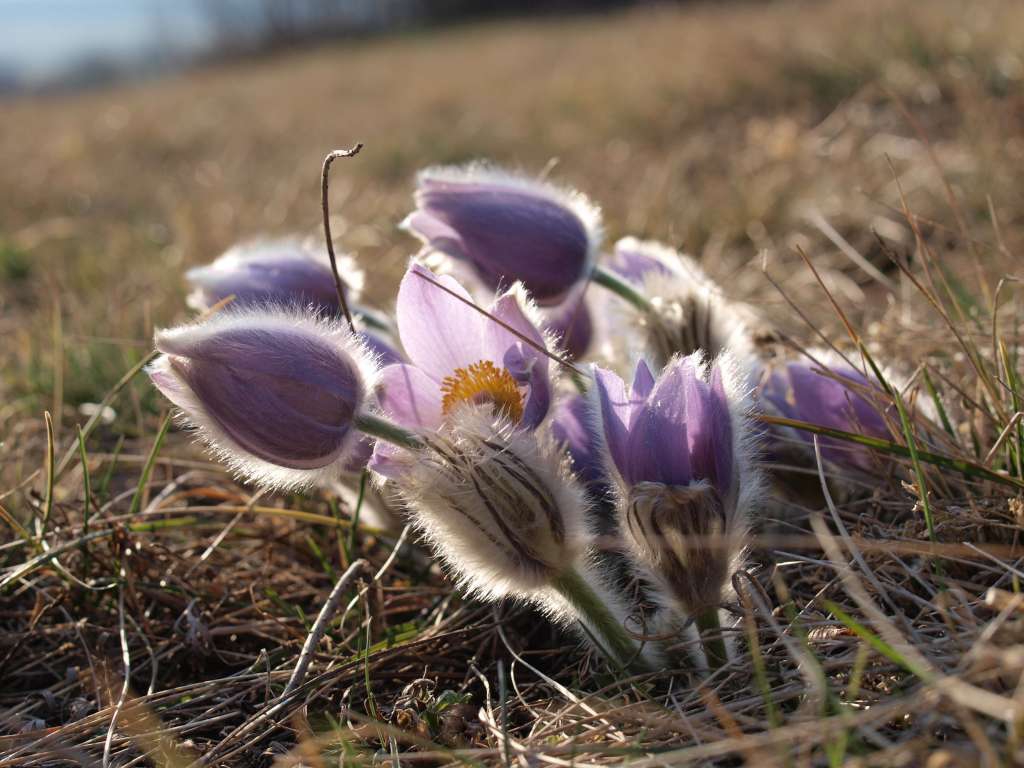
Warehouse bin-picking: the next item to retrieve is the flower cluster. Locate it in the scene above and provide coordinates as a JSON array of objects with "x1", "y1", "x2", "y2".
[{"x1": 145, "y1": 160, "x2": 906, "y2": 675}]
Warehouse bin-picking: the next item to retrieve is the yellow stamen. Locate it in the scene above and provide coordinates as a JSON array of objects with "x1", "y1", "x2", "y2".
[{"x1": 440, "y1": 360, "x2": 524, "y2": 423}]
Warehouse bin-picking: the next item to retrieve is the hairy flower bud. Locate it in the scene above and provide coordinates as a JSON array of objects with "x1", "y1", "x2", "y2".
[
  {"x1": 592, "y1": 353, "x2": 762, "y2": 618},
  {"x1": 185, "y1": 236, "x2": 363, "y2": 315},
  {"x1": 759, "y1": 349, "x2": 933, "y2": 474},
  {"x1": 624, "y1": 481, "x2": 731, "y2": 617},
  {"x1": 609, "y1": 237, "x2": 757, "y2": 372},
  {"x1": 148, "y1": 307, "x2": 377, "y2": 490},
  {"x1": 402, "y1": 165, "x2": 602, "y2": 306},
  {"x1": 384, "y1": 407, "x2": 587, "y2": 600}
]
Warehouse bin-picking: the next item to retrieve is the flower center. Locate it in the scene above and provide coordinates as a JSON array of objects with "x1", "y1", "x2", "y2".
[{"x1": 440, "y1": 360, "x2": 524, "y2": 423}]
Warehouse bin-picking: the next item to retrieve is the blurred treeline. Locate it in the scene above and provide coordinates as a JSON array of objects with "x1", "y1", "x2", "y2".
[{"x1": 200, "y1": 0, "x2": 656, "y2": 54}]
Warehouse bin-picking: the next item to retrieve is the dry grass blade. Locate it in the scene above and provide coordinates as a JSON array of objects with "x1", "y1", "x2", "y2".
[{"x1": 321, "y1": 143, "x2": 363, "y2": 333}]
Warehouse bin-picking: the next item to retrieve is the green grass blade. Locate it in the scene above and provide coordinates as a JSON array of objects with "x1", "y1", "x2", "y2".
[
  {"x1": 760, "y1": 414, "x2": 1024, "y2": 489},
  {"x1": 858, "y1": 345, "x2": 935, "y2": 541},
  {"x1": 922, "y1": 367, "x2": 957, "y2": 441},
  {"x1": 824, "y1": 600, "x2": 932, "y2": 681},
  {"x1": 128, "y1": 412, "x2": 172, "y2": 518}
]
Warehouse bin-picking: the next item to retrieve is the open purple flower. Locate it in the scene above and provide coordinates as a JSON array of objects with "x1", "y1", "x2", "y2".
[
  {"x1": 186, "y1": 237, "x2": 363, "y2": 316},
  {"x1": 591, "y1": 353, "x2": 758, "y2": 619},
  {"x1": 402, "y1": 165, "x2": 602, "y2": 307},
  {"x1": 760, "y1": 356, "x2": 892, "y2": 472},
  {"x1": 148, "y1": 307, "x2": 377, "y2": 490},
  {"x1": 370, "y1": 262, "x2": 553, "y2": 477}
]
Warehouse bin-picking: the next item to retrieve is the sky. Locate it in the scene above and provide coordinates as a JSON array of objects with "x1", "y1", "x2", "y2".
[{"x1": 0, "y1": 0, "x2": 211, "y2": 84}]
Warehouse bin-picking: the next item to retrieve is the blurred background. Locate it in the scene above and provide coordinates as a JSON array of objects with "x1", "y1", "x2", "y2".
[{"x1": 2, "y1": 0, "x2": 1023, "y2": 430}]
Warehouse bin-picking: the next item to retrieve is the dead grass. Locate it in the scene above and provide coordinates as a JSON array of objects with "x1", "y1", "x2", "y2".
[{"x1": 3, "y1": 0, "x2": 1024, "y2": 764}]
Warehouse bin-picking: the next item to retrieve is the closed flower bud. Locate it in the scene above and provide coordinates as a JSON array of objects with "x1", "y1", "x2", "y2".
[
  {"x1": 609, "y1": 237, "x2": 757, "y2": 373},
  {"x1": 386, "y1": 407, "x2": 587, "y2": 600},
  {"x1": 402, "y1": 165, "x2": 602, "y2": 307},
  {"x1": 185, "y1": 236, "x2": 363, "y2": 315},
  {"x1": 148, "y1": 307, "x2": 377, "y2": 490},
  {"x1": 759, "y1": 349, "x2": 934, "y2": 474},
  {"x1": 592, "y1": 353, "x2": 762, "y2": 619}
]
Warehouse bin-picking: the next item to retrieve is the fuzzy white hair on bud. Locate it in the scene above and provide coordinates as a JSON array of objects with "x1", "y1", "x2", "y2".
[
  {"x1": 385, "y1": 406, "x2": 588, "y2": 601},
  {"x1": 148, "y1": 306, "x2": 379, "y2": 492},
  {"x1": 185, "y1": 235, "x2": 365, "y2": 313},
  {"x1": 408, "y1": 163, "x2": 605, "y2": 265},
  {"x1": 608, "y1": 237, "x2": 759, "y2": 376}
]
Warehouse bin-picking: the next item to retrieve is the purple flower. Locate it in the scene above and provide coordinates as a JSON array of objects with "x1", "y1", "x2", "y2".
[
  {"x1": 761, "y1": 357, "x2": 891, "y2": 472},
  {"x1": 605, "y1": 237, "x2": 757, "y2": 372},
  {"x1": 593, "y1": 355, "x2": 735, "y2": 496},
  {"x1": 591, "y1": 353, "x2": 758, "y2": 616},
  {"x1": 358, "y1": 328, "x2": 404, "y2": 368},
  {"x1": 608, "y1": 237, "x2": 679, "y2": 286},
  {"x1": 402, "y1": 165, "x2": 602, "y2": 307},
  {"x1": 186, "y1": 237, "x2": 363, "y2": 316},
  {"x1": 370, "y1": 263, "x2": 553, "y2": 477},
  {"x1": 541, "y1": 290, "x2": 593, "y2": 360},
  {"x1": 551, "y1": 394, "x2": 607, "y2": 490},
  {"x1": 148, "y1": 307, "x2": 376, "y2": 490}
]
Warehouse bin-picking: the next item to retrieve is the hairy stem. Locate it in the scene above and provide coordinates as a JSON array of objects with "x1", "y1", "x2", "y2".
[
  {"x1": 552, "y1": 567, "x2": 649, "y2": 675},
  {"x1": 354, "y1": 413, "x2": 423, "y2": 450}
]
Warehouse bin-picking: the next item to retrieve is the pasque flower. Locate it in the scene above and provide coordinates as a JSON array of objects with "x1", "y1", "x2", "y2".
[
  {"x1": 369, "y1": 263, "x2": 646, "y2": 670},
  {"x1": 592, "y1": 352, "x2": 761, "y2": 665},
  {"x1": 608, "y1": 237, "x2": 757, "y2": 372},
  {"x1": 402, "y1": 165, "x2": 602, "y2": 306},
  {"x1": 760, "y1": 352, "x2": 898, "y2": 473},
  {"x1": 148, "y1": 307, "x2": 378, "y2": 490},
  {"x1": 370, "y1": 262, "x2": 552, "y2": 476},
  {"x1": 186, "y1": 237, "x2": 363, "y2": 316}
]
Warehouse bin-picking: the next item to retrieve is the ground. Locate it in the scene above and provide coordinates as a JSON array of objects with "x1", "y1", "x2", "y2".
[{"x1": 2, "y1": 0, "x2": 1024, "y2": 764}]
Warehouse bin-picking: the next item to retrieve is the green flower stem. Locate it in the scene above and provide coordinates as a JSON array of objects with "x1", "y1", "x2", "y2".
[
  {"x1": 354, "y1": 413, "x2": 423, "y2": 450},
  {"x1": 591, "y1": 265, "x2": 653, "y2": 313},
  {"x1": 695, "y1": 608, "x2": 729, "y2": 670},
  {"x1": 551, "y1": 567, "x2": 649, "y2": 674}
]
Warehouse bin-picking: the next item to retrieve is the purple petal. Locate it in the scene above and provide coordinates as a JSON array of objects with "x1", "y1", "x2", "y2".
[
  {"x1": 401, "y1": 211, "x2": 468, "y2": 262},
  {"x1": 787, "y1": 362, "x2": 889, "y2": 469},
  {"x1": 630, "y1": 360, "x2": 656, "y2": 416},
  {"x1": 610, "y1": 237, "x2": 677, "y2": 286},
  {"x1": 186, "y1": 239, "x2": 354, "y2": 315},
  {"x1": 368, "y1": 440, "x2": 405, "y2": 480},
  {"x1": 686, "y1": 364, "x2": 733, "y2": 496},
  {"x1": 342, "y1": 436, "x2": 375, "y2": 474},
  {"x1": 592, "y1": 366, "x2": 631, "y2": 480},
  {"x1": 484, "y1": 292, "x2": 551, "y2": 428},
  {"x1": 156, "y1": 324, "x2": 362, "y2": 469},
  {"x1": 542, "y1": 293, "x2": 592, "y2": 360},
  {"x1": 709, "y1": 365, "x2": 735, "y2": 495},
  {"x1": 395, "y1": 263, "x2": 487, "y2": 380},
  {"x1": 376, "y1": 363, "x2": 443, "y2": 430},
  {"x1": 551, "y1": 394, "x2": 606, "y2": 489},
  {"x1": 413, "y1": 170, "x2": 593, "y2": 305},
  {"x1": 624, "y1": 358, "x2": 693, "y2": 486}
]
